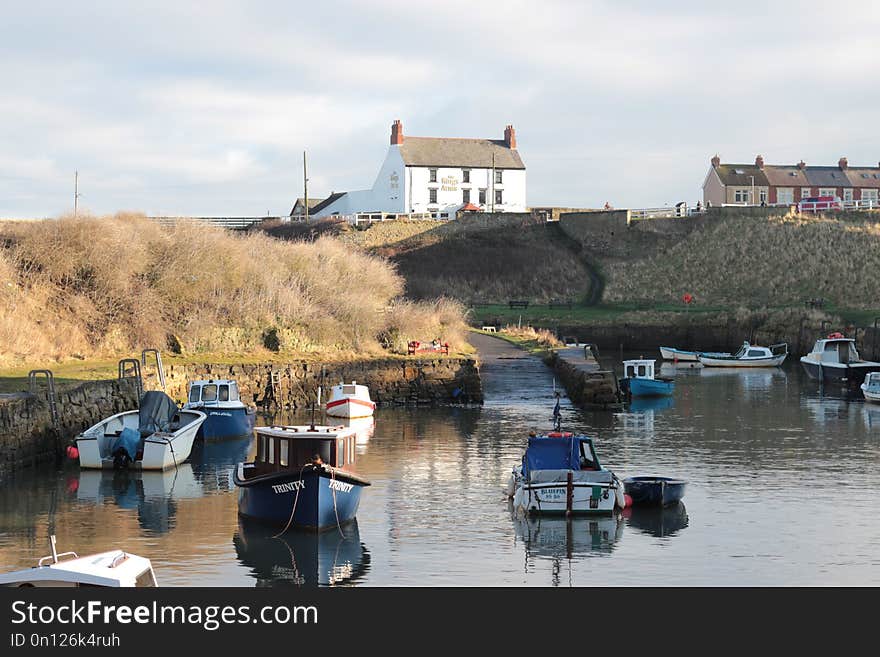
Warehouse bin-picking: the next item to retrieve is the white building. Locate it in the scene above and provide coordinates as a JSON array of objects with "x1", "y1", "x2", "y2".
[{"x1": 310, "y1": 120, "x2": 526, "y2": 218}]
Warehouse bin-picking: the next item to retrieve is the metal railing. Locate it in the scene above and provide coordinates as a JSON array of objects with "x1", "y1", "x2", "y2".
[{"x1": 148, "y1": 216, "x2": 286, "y2": 230}]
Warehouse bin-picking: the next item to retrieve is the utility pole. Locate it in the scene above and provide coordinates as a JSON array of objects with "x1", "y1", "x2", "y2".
[
  {"x1": 490, "y1": 152, "x2": 495, "y2": 213},
  {"x1": 74, "y1": 171, "x2": 80, "y2": 217},
  {"x1": 303, "y1": 151, "x2": 309, "y2": 223}
]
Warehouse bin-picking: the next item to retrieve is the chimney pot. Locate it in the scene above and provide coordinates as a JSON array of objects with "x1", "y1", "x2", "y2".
[
  {"x1": 711, "y1": 154, "x2": 721, "y2": 168},
  {"x1": 839, "y1": 157, "x2": 848, "y2": 170},
  {"x1": 797, "y1": 160, "x2": 806, "y2": 170},
  {"x1": 390, "y1": 119, "x2": 404, "y2": 146},
  {"x1": 504, "y1": 124, "x2": 516, "y2": 149},
  {"x1": 755, "y1": 154, "x2": 764, "y2": 169}
]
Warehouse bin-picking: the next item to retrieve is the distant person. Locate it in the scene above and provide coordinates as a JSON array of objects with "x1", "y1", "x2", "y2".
[
  {"x1": 696, "y1": 201, "x2": 703, "y2": 212},
  {"x1": 604, "y1": 201, "x2": 613, "y2": 210}
]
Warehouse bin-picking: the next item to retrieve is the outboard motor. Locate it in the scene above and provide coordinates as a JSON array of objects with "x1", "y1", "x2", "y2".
[{"x1": 112, "y1": 448, "x2": 132, "y2": 470}]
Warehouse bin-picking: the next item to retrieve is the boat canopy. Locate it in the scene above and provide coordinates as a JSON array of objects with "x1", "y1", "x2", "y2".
[
  {"x1": 138, "y1": 391, "x2": 178, "y2": 435},
  {"x1": 623, "y1": 359, "x2": 655, "y2": 379},
  {"x1": 522, "y1": 434, "x2": 601, "y2": 479},
  {"x1": 187, "y1": 380, "x2": 241, "y2": 404}
]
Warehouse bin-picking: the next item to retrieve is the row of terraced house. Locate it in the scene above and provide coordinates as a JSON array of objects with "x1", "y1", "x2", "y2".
[{"x1": 702, "y1": 155, "x2": 880, "y2": 207}]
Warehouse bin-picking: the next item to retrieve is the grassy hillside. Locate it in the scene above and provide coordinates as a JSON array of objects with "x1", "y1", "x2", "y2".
[
  {"x1": 0, "y1": 214, "x2": 468, "y2": 366},
  {"x1": 603, "y1": 212, "x2": 880, "y2": 307}
]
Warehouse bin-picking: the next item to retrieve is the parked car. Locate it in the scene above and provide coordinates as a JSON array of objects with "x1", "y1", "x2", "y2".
[{"x1": 798, "y1": 195, "x2": 842, "y2": 213}]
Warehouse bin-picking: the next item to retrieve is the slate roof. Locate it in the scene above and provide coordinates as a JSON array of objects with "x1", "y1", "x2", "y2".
[
  {"x1": 712, "y1": 164, "x2": 770, "y2": 187},
  {"x1": 761, "y1": 166, "x2": 810, "y2": 187},
  {"x1": 289, "y1": 197, "x2": 325, "y2": 216},
  {"x1": 398, "y1": 137, "x2": 525, "y2": 169},
  {"x1": 804, "y1": 166, "x2": 851, "y2": 188},
  {"x1": 844, "y1": 167, "x2": 880, "y2": 189},
  {"x1": 308, "y1": 192, "x2": 347, "y2": 216},
  {"x1": 712, "y1": 161, "x2": 880, "y2": 189}
]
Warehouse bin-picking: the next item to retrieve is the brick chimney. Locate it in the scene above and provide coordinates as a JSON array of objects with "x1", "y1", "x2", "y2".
[
  {"x1": 839, "y1": 156, "x2": 848, "y2": 170},
  {"x1": 797, "y1": 160, "x2": 806, "y2": 170},
  {"x1": 504, "y1": 124, "x2": 516, "y2": 149},
  {"x1": 755, "y1": 154, "x2": 764, "y2": 169},
  {"x1": 711, "y1": 154, "x2": 721, "y2": 168},
  {"x1": 390, "y1": 119, "x2": 404, "y2": 146}
]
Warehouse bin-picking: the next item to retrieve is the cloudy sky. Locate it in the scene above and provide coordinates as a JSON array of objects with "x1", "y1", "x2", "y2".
[{"x1": 2, "y1": 1, "x2": 879, "y2": 217}]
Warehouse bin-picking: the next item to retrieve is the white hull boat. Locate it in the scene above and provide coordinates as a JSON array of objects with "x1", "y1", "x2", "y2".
[
  {"x1": 861, "y1": 372, "x2": 880, "y2": 402},
  {"x1": 0, "y1": 536, "x2": 157, "y2": 587},
  {"x1": 698, "y1": 341, "x2": 787, "y2": 368},
  {"x1": 801, "y1": 334, "x2": 880, "y2": 386},
  {"x1": 325, "y1": 381, "x2": 375, "y2": 418},
  {"x1": 75, "y1": 391, "x2": 205, "y2": 471},
  {"x1": 659, "y1": 346, "x2": 731, "y2": 362}
]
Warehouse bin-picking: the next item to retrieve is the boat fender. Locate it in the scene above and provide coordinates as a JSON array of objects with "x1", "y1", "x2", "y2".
[
  {"x1": 504, "y1": 472, "x2": 516, "y2": 498},
  {"x1": 612, "y1": 476, "x2": 626, "y2": 509},
  {"x1": 623, "y1": 493, "x2": 633, "y2": 508},
  {"x1": 66, "y1": 445, "x2": 79, "y2": 460}
]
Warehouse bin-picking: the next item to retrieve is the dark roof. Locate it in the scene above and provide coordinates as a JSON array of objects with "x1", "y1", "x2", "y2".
[
  {"x1": 712, "y1": 164, "x2": 770, "y2": 187},
  {"x1": 804, "y1": 166, "x2": 850, "y2": 188},
  {"x1": 289, "y1": 197, "x2": 325, "y2": 216},
  {"x1": 844, "y1": 167, "x2": 880, "y2": 189},
  {"x1": 761, "y1": 165, "x2": 810, "y2": 187},
  {"x1": 309, "y1": 192, "x2": 347, "y2": 216},
  {"x1": 399, "y1": 137, "x2": 525, "y2": 169}
]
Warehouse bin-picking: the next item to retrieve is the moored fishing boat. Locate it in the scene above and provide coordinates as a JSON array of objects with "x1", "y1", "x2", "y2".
[
  {"x1": 325, "y1": 381, "x2": 375, "y2": 418},
  {"x1": 234, "y1": 424, "x2": 370, "y2": 532},
  {"x1": 698, "y1": 341, "x2": 787, "y2": 368},
  {"x1": 860, "y1": 372, "x2": 880, "y2": 402},
  {"x1": 183, "y1": 379, "x2": 256, "y2": 439},
  {"x1": 623, "y1": 476, "x2": 687, "y2": 507},
  {"x1": 0, "y1": 535, "x2": 157, "y2": 587},
  {"x1": 801, "y1": 334, "x2": 880, "y2": 386},
  {"x1": 659, "y1": 346, "x2": 732, "y2": 362},
  {"x1": 74, "y1": 391, "x2": 206, "y2": 471},
  {"x1": 620, "y1": 359, "x2": 674, "y2": 398}
]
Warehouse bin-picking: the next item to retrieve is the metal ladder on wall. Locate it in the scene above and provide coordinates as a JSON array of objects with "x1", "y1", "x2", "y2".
[
  {"x1": 141, "y1": 349, "x2": 166, "y2": 391},
  {"x1": 118, "y1": 358, "x2": 143, "y2": 402},
  {"x1": 28, "y1": 370, "x2": 59, "y2": 431},
  {"x1": 270, "y1": 370, "x2": 282, "y2": 408}
]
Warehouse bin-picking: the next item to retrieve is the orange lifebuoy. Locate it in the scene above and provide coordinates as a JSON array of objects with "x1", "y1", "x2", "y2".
[
  {"x1": 547, "y1": 431, "x2": 573, "y2": 438},
  {"x1": 827, "y1": 332, "x2": 845, "y2": 339}
]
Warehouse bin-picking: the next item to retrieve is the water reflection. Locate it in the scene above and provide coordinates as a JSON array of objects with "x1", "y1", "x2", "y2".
[
  {"x1": 698, "y1": 366, "x2": 788, "y2": 393},
  {"x1": 513, "y1": 512, "x2": 624, "y2": 559},
  {"x1": 623, "y1": 503, "x2": 689, "y2": 538},
  {"x1": 233, "y1": 518, "x2": 370, "y2": 587},
  {"x1": 862, "y1": 402, "x2": 880, "y2": 430}
]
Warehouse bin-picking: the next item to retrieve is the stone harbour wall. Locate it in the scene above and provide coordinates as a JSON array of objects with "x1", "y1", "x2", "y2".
[{"x1": 544, "y1": 350, "x2": 622, "y2": 410}]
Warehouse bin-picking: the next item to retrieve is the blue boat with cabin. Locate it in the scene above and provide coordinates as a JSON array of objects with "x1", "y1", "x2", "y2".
[
  {"x1": 620, "y1": 359, "x2": 675, "y2": 398},
  {"x1": 234, "y1": 424, "x2": 370, "y2": 532},
  {"x1": 183, "y1": 379, "x2": 255, "y2": 440},
  {"x1": 623, "y1": 476, "x2": 687, "y2": 507}
]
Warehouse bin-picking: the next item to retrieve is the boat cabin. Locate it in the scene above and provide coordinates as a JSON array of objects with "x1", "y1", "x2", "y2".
[
  {"x1": 864, "y1": 372, "x2": 880, "y2": 389},
  {"x1": 522, "y1": 433, "x2": 604, "y2": 480},
  {"x1": 623, "y1": 359, "x2": 657, "y2": 380},
  {"x1": 186, "y1": 380, "x2": 242, "y2": 407},
  {"x1": 249, "y1": 426, "x2": 358, "y2": 476},
  {"x1": 806, "y1": 336, "x2": 863, "y2": 364}
]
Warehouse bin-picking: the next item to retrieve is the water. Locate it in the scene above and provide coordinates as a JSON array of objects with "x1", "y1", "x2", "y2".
[{"x1": 2, "y1": 344, "x2": 880, "y2": 586}]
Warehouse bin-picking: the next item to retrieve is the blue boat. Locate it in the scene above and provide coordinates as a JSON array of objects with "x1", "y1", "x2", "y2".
[
  {"x1": 620, "y1": 359, "x2": 675, "y2": 398},
  {"x1": 183, "y1": 380, "x2": 256, "y2": 440},
  {"x1": 623, "y1": 476, "x2": 687, "y2": 507},
  {"x1": 234, "y1": 424, "x2": 370, "y2": 532}
]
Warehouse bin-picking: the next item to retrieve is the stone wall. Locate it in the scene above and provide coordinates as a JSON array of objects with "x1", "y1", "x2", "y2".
[
  {"x1": 0, "y1": 379, "x2": 139, "y2": 477},
  {"x1": 543, "y1": 351, "x2": 622, "y2": 410},
  {"x1": 159, "y1": 358, "x2": 482, "y2": 409}
]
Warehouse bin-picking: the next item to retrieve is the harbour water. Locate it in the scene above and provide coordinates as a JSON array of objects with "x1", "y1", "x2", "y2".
[{"x1": 1, "y1": 341, "x2": 880, "y2": 586}]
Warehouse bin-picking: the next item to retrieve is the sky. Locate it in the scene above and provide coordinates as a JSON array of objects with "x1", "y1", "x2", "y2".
[{"x1": 2, "y1": 0, "x2": 879, "y2": 217}]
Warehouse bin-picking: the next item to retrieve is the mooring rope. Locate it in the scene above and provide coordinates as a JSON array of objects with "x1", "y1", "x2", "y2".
[{"x1": 272, "y1": 464, "x2": 310, "y2": 538}]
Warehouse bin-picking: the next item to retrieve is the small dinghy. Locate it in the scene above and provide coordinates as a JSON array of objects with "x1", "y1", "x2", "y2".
[
  {"x1": 698, "y1": 341, "x2": 787, "y2": 368},
  {"x1": 75, "y1": 391, "x2": 206, "y2": 471},
  {"x1": 183, "y1": 379, "x2": 256, "y2": 439},
  {"x1": 659, "y1": 346, "x2": 731, "y2": 362},
  {"x1": 0, "y1": 535, "x2": 157, "y2": 587},
  {"x1": 507, "y1": 396, "x2": 626, "y2": 516},
  {"x1": 325, "y1": 381, "x2": 375, "y2": 419},
  {"x1": 623, "y1": 476, "x2": 687, "y2": 507},
  {"x1": 620, "y1": 359, "x2": 674, "y2": 398}
]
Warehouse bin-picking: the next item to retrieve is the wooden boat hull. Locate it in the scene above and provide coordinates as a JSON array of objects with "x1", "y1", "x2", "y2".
[
  {"x1": 235, "y1": 464, "x2": 368, "y2": 532},
  {"x1": 801, "y1": 358, "x2": 880, "y2": 386},
  {"x1": 698, "y1": 354, "x2": 786, "y2": 368},
  {"x1": 623, "y1": 476, "x2": 687, "y2": 507}
]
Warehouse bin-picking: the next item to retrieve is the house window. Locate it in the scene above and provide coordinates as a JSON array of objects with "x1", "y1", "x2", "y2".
[
  {"x1": 429, "y1": 188, "x2": 437, "y2": 204},
  {"x1": 734, "y1": 189, "x2": 749, "y2": 203},
  {"x1": 462, "y1": 189, "x2": 470, "y2": 204},
  {"x1": 819, "y1": 188, "x2": 836, "y2": 197},
  {"x1": 495, "y1": 189, "x2": 503, "y2": 205},
  {"x1": 478, "y1": 188, "x2": 487, "y2": 205},
  {"x1": 429, "y1": 168, "x2": 437, "y2": 183},
  {"x1": 759, "y1": 189, "x2": 767, "y2": 204},
  {"x1": 862, "y1": 189, "x2": 879, "y2": 202},
  {"x1": 462, "y1": 169, "x2": 470, "y2": 183},
  {"x1": 801, "y1": 188, "x2": 812, "y2": 199},
  {"x1": 494, "y1": 169, "x2": 503, "y2": 184},
  {"x1": 843, "y1": 188, "x2": 853, "y2": 202},
  {"x1": 777, "y1": 188, "x2": 794, "y2": 205}
]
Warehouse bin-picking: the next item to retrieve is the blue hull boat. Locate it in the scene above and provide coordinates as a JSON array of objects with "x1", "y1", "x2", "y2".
[
  {"x1": 627, "y1": 377, "x2": 674, "y2": 398},
  {"x1": 199, "y1": 406, "x2": 256, "y2": 440},
  {"x1": 623, "y1": 476, "x2": 686, "y2": 507}
]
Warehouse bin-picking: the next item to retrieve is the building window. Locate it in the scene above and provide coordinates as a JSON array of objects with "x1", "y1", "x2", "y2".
[
  {"x1": 495, "y1": 189, "x2": 503, "y2": 205},
  {"x1": 462, "y1": 169, "x2": 470, "y2": 183},
  {"x1": 759, "y1": 189, "x2": 767, "y2": 204},
  {"x1": 862, "y1": 189, "x2": 879, "y2": 202},
  {"x1": 777, "y1": 188, "x2": 794, "y2": 205},
  {"x1": 429, "y1": 168, "x2": 437, "y2": 183},
  {"x1": 429, "y1": 188, "x2": 437, "y2": 204},
  {"x1": 462, "y1": 189, "x2": 470, "y2": 204},
  {"x1": 478, "y1": 188, "x2": 487, "y2": 205},
  {"x1": 843, "y1": 188, "x2": 854, "y2": 202},
  {"x1": 494, "y1": 169, "x2": 503, "y2": 185},
  {"x1": 801, "y1": 188, "x2": 812, "y2": 199},
  {"x1": 819, "y1": 188, "x2": 836, "y2": 197},
  {"x1": 734, "y1": 189, "x2": 749, "y2": 203}
]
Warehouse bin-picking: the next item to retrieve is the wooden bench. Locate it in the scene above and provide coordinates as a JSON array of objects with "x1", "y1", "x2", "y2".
[
  {"x1": 805, "y1": 297, "x2": 826, "y2": 309},
  {"x1": 481, "y1": 326, "x2": 497, "y2": 333},
  {"x1": 408, "y1": 340, "x2": 450, "y2": 356},
  {"x1": 548, "y1": 299, "x2": 573, "y2": 309},
  {"x1": 508, "y1": 300, "x2": 529, "y2": 309}
]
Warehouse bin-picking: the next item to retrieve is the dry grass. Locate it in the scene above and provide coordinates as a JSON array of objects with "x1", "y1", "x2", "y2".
[
  {"x1": 604, "y1": 212, "x2": 880, "y2": 307},
  {"x1": 0, "y1": 213, "x2": 468, "y2": 365},
  {"x1": 498, "y1": 325, "x2": 563, "y2": 349}
]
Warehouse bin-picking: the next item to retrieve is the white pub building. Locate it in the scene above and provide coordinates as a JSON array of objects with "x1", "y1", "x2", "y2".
[{"x1": 309, "y1": 119, "x2": 526, "y2": 219}]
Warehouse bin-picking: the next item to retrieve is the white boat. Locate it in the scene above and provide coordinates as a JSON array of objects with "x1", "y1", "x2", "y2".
[
  {"x1": 801, "y1": 334, "x2": 880, "y2": 386},
  {"x1": 861, "y1": 372, "x2": 880, "y2": 402},
  {"x1": 697, "y1": 341, "x2": 787, "y2": 368},
  {"x1": 659, "y1": 346, "x2": 732, "y2": 362},
  {"x1": 325, "y1": 381, "x2": 375, "y2": 418},
  {"x1": 0, "y1": 536, "x2": 157, "y2": 587},
  {"x1": 75, "y1": 391, "x2": 206, "y2": 471}
]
